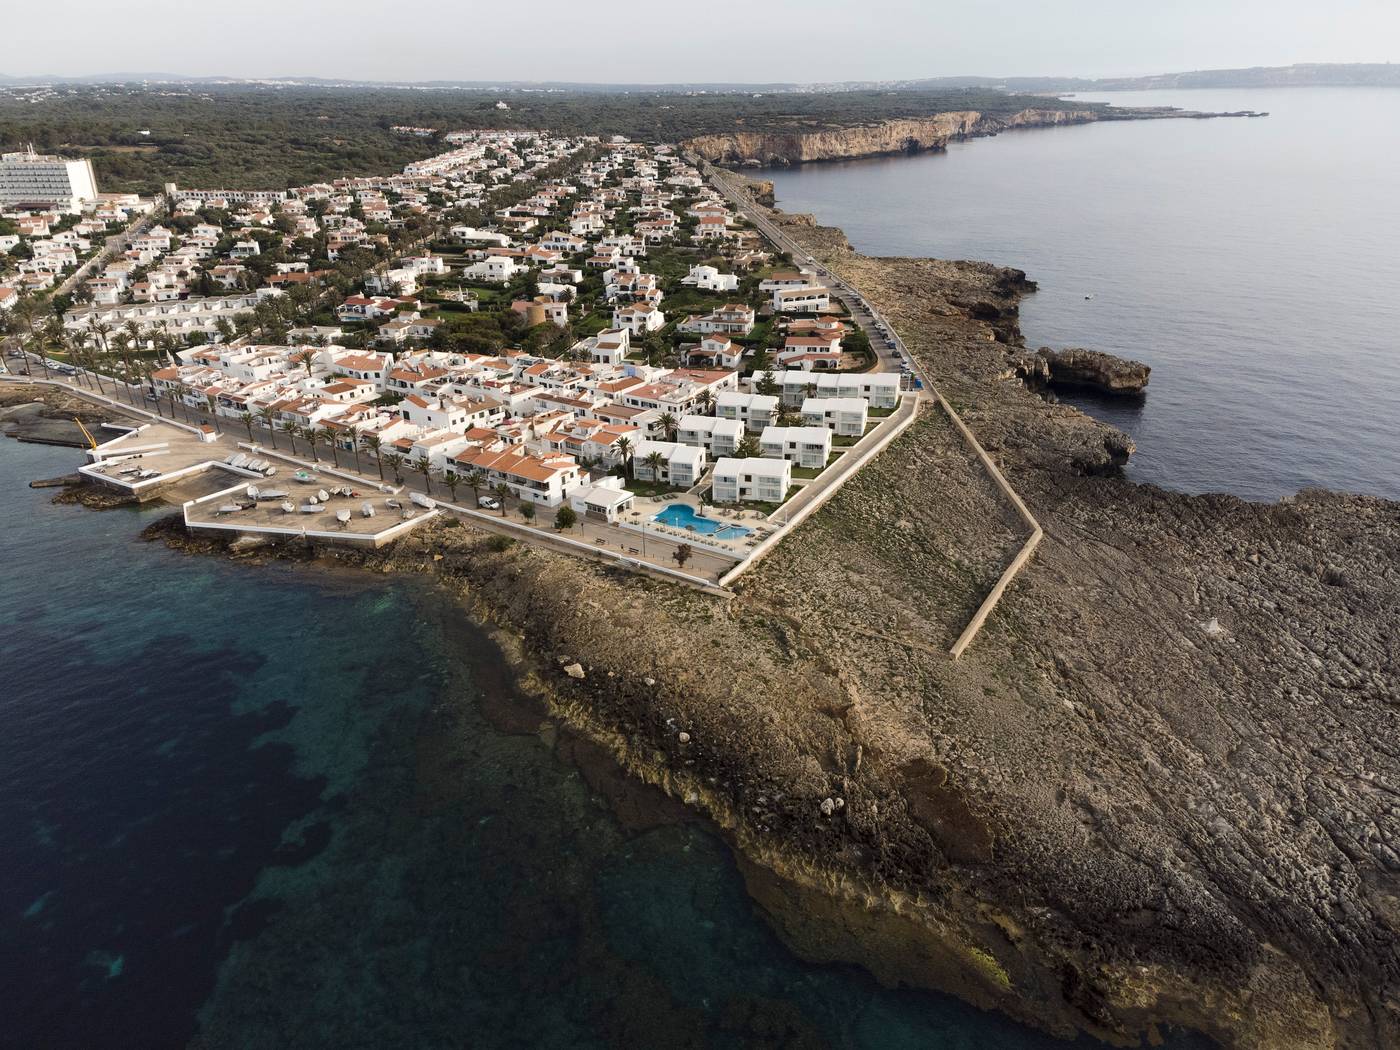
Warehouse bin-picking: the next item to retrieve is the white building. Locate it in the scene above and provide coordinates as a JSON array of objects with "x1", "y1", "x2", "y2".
[
  {"x1": 758, "y1": 370, "x2": 902, "y2": 409},
  {"x1": 715, "y1": 391, "x2": 778, "y2": 432},
  {"x1": 711, "y1": 456, "x2": 791, "y2": 504},
  {"x1": 677, "y1": 415, "x2": 744, "y2": 456},
  {"x1": 772, "y1": 286, "x2": 830, "y2": 313},
  {"x1": 569, "y1": 477, "x2": 635, "y2": 523},
  {"x1": 759, "y1": 425, "x2": 832, "y2": 469},
  {"x1": 0, "y1": 149, "x2": 99, "y2": 213},
  {"x1": 632, "y1": 439, "x2": 706, "y2": 488},
  {"x1": 801, "y1": 397, "x2": 868, "y2": 437},
  {"x1": 680, "y1": 264, "x2": 739, "y2": 293}
]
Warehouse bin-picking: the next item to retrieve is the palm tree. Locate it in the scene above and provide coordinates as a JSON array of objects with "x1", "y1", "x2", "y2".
[
  {"x1": 464, "y1": 468, "x2": 485, "y2": 505},
  {"x1": 346, "y1": 430, "x2": 362, "y2": 473},
  {"x1": 205, "y1": 393, "x2": 220, "y2": 431},
  {"x1": 657, "y1": 411, "x2": 679, "y2": 442},
  {"x1": 413, "y1": 454, "x2": 433, "y2": 495},
  {"x1": 696, "y1": 388, "x2": 715, "y2": 414},
  {"x1": 259, "y1": 407, "x2": 279, "y2": 448},
  {"x1": 384, "y1": 452, "x2": 405, "y2": 485},
  {"x1": 643, "y1": 450, "x2": 666, "y2": 485},
  {"x1": 735, "y1": 434, "x2": 761, "y2": 459},
  {"x1": 491, "y1": 482, "x2": 510, "y2": 516},
  {"x1": 239, "y1": 411, "x2": 255, "y2": 441},
  {"x1": 674, "y1": 543, "x2": 694, "y2": 569},
  {"x1": 280, "y1": 420, "x2": 299, "y2": 454},
  {"x1": 612, "y1": 435, "x2": 633, "y2": 479},
  {"x1": 364, "y1": 434, "x2": 384, "y2": 480},
  {"x1": 303, "y1": 425, "x2": 321, "y2": 463},
  {"x1": 322, "y1": 427, "x2": 341, "y2": 468},
  {"x1": 442, "y1": 469, "x2": 461, "y2": 503}
]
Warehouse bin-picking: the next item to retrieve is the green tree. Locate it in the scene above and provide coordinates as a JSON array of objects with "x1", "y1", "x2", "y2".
[
  {"x1": 735, "y1": 434, "x2": 761, "y2": 459},
  {"x1": 364, "y1": 434, "x2": 384, "y2": 480},
  {"x1": 642, "y1": 450, "x2": 666, "y2": 484},
  {"x1": 673, "y1": 542, "x2": 694, "y2": 569},
  {"x1": 519, "y1": 502, "x2": 536, "y2": 524},
  {"x1": 554, "y1": 505, "x2": 576, "y2": 531},
  {"x1": 490, "y1": 482, "x2": 510, "y2": 516},
  {"x1": 754, "y1": 371, "x2": 779, "y2": 398}
]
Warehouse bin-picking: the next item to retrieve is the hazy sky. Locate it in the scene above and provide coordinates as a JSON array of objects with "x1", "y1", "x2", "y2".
[{"x1": 6, "y1": 0, "x2": 1399, "y2": 83}]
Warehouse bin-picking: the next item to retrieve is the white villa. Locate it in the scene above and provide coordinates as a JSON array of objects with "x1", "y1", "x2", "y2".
[
  {"x1": 712, "y1": 456, "x2": 792, "y2": 504},
  {"x1": 680, "y1": 264, "x2": 739, "y2": 293}
]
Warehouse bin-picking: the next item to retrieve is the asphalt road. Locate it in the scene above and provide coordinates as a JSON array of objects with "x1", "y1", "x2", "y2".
[{"x1": 698, "y1": 159, "x2": 933, "y2": 395}]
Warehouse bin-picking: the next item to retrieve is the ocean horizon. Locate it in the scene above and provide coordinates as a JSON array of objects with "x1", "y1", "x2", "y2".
[{"x1": 760, "y1": 87, "x2": 1400, "y2": 502}]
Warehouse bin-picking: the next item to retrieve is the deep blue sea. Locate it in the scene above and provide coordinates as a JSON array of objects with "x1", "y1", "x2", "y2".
[
  {"x1": 762, "y1": 88, "x2": 1400, "y2": 501},
  {"x1": 0, "y1": 437, "x2": 1217, "y2": 1048}
]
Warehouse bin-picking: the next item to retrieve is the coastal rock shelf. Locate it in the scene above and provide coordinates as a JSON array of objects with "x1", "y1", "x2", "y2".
[{"x1": 1015, "y1": 346, "x2": 1152, "y2": 396}]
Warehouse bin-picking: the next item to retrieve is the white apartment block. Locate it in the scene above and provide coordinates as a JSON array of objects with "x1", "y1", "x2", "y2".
[
  {"x1": 711, "y1": 457, "x2": 792, "y2": 504},
  {"x1": 756, "y1": 370, "x2": 902, "y2": 410},
  {"x1": 759, "y1": 425, "x2": 833, "y2": 469},
  {"x1": 714, "y1": 391, "x2": 778, "y2": 432},
  {"x1": 1, "y1": 149, "x2": 98, "y2": 213},
  {"x1": 801, "y1": 397, "x2": 868, "y2": 437},
  {"x1": 772, "y1": 286, "x2": 830, "y2": 313},
  {"x1": 632, "y1": 439, "x2": 706, "y2": 488},
  {"x1": 677, "y1": 414, "x2": 744, "y2": 456}
]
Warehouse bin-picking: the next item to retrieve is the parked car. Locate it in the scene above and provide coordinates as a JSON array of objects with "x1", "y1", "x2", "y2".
[{"x1": 477, "y1": 496, "x2": 501, "y2": 510}]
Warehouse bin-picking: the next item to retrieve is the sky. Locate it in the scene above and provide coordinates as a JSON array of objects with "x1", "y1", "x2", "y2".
[{"x1": 5, "y1": 0, "x2": 1399, "y2": 84}]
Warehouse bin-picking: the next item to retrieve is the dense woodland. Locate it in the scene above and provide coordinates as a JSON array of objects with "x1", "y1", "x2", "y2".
[{"x1": 0, "y1": 84, "x2": 1099, "y2": 193}]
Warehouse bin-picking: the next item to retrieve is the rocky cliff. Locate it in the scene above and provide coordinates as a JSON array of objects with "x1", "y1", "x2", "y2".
[{"x1": 684, "y1": 108, "x2": 1104, "y2": 165}]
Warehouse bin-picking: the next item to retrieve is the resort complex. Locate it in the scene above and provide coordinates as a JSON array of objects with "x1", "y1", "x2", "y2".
[{"x1": 3, "y1": 130, "x2": 920, "y2": 586}]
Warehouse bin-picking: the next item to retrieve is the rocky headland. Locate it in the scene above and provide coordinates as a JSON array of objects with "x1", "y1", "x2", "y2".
[
  {"x1": 683, "y1": 106, "x2": 1245, "y2": 167},
  {"x1": 32, "y1": 196, "x2": 1400, "y2": 1048}
]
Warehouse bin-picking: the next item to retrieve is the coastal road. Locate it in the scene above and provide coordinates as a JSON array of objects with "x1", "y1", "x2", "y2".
[{"x1": 696, "y1": 159, "x2": 934, "y2": 395}]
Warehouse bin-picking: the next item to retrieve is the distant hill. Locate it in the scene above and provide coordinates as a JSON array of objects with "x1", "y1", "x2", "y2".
[{"x1": 0, "y1": 62, "x2": 1396, "y2": 94}]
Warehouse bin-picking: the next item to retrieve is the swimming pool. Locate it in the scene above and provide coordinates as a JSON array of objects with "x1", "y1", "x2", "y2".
[{"x1": 651, "y1": 503, "x2": 752, "y2": 538}]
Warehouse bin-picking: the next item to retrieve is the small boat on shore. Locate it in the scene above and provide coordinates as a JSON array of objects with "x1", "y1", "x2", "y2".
[
  {"x1": 292, "y1": 470, "x2": 317, "y2": 484},
  {"x1": 215, "y1": 503, "x2": 241, "y2": 515},
  {"x1": 316, "y1": 489, "x2": 330, "y2": 503},
  {"x1": 386, "y1": 498, "x2": 402, "y2": 510},
  {"x1": 280, "y1": 501, "x2": 296, "y2": 514},
  {"x1": 361, "y1": 502, "x2": 375, "y2": 518},
  {"x1": 410, "y1": 492, "x2": 435, "y2": 510},
  {"x1": 336, "y1": 509, "x2": 352, "y2": 526},
  {"x1": 299, "y1": 503, "x2": 318, "y2": 514}
]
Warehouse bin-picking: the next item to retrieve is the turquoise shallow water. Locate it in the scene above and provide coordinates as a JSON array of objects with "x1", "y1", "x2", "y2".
[
  {"x1": 762, "y1": 88, "x2": 1400, "y2": 501},
  {"x1": 0, "y1": 437, "x2": 1215, "y2": 1048}
]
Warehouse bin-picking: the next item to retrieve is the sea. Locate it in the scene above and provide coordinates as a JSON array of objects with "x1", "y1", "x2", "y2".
[
  {"x1": 0, "y1": 438, "x2": 1217, "y2": 1048},
  {"x1": 760, "y1": 88, "x2": 1400, "y2": 501}
]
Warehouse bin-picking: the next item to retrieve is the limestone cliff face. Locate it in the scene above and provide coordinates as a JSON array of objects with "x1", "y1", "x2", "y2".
[{"x1": 684, "y1": 108, "x2": 1102, "y2": 165}]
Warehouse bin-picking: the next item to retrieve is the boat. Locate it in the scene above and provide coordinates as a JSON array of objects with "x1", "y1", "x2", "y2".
[
  {"x1": 316, "y1": 489, "x2": 330, "y2": 503},
  {"x1": 229, "y1": 453, "x2": 250, "y2": 469},
  {"x1": 410, "y1": 491, "x2": 435, "y2": 510},
  {"x1": 385, "y1": 498, "x2": 402, "y2": 510},
  {"x1": 299, "y1": 503, "x2": 319, "y2": 514},
  {"x1": 336, "y1": 509, "x2": 352, "y2": 525},
  {"x1": 215, "y1": 503, "x2": 241, "y2": 515},
  {"x1": 255, "y1": 489, "x2": 288, "y2": 501},
  {"x1": 401, "y1": 509, "x2": 415, "y2": 520},
  {"x1": 361, "y1": 502, "x2": 375, "y2": 518},
  {"x1": 293, "y1": 470, "x2": 317, "y2": 484},
  {"x1": 280, "y1": 501, "x2": 296, "y2": 514},
  {"x1": 247, "y1": 484, "x2": 260, "y2": 500}
]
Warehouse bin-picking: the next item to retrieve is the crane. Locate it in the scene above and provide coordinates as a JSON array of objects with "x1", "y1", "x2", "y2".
[{"x1": 73, "y1": 417, "x2": 98, "y2": 450}]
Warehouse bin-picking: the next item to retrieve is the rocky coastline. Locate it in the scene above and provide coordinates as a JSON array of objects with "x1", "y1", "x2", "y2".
[
  {"x1": 683, "y1": 106, "x2": 1252, "y2": 167},
  {"x1": 16, "y1": 200, "x2": 1400, "y2": 1048}
]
